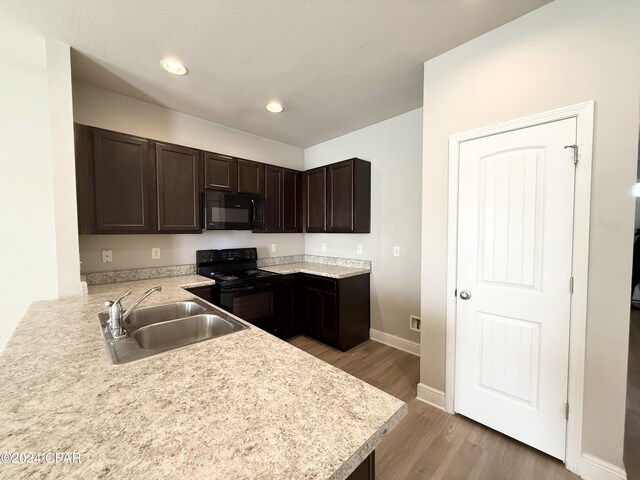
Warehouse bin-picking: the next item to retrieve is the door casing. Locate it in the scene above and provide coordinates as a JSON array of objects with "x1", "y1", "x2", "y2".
[{"x1": 445, "y1": 101, "x2": 594, "y2": 475}]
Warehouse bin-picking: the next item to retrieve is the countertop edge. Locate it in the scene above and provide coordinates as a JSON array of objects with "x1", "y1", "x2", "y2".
[
  {"x1": 259, "y1": 263, "x2": 371, "y2": 279},
  {"x1": 330, "y1": 402, "x2": 408, "y2": 480}
]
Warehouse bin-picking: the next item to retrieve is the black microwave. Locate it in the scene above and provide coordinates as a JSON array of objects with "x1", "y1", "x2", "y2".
[{"x1": 203, "y1": 191, "x2": 264, "y2": 231}]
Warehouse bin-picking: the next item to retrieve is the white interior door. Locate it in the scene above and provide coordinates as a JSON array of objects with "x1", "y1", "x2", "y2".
[{"x1": 454, "y1": 118, "x2": 577, "y2": 460}]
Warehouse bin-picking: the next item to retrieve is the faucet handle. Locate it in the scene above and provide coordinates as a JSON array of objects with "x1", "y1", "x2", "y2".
[{"x1": 105, "y1": 290, "x2": 131, "y2": 308}]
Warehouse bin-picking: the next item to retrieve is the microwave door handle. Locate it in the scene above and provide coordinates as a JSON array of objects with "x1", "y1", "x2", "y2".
[{"x1": 250, "y1": 199, "x2": 256, "y2": 227}]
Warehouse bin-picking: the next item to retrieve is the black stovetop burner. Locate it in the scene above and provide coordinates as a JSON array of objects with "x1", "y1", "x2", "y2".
[{"x1": 196, "y1": 248, "x2": 281, "y2": 287}]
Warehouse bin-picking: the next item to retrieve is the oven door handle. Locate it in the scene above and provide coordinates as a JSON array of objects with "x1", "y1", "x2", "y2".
[{"x1": 221, "y1": 281, "x2": 281, "y2": 293}]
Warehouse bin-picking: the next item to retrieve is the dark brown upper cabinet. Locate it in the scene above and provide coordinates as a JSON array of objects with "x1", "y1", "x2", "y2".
[
  {"x1": 237, "y1": 159, "x2": 264, "y2": 195},
  {"x1": 155, "y1": 142, "x2": 201, "y2": 233},
  {"x1": 304, "y1": 158, "x2": 370, "y2": 234},
  {"x1": 327, "y1": 158, "x2": 371, "y2": 233},
  {"x1": 264, "y1": 165, "x2": 283, "y2": 232},
  {"x1": 75, "y1": 124, "x2": 202, "y2": 235},
  {"x1": 203, "y1": 152, "x2": 237, "y2": 192},
  {"x1": 305, "y1": 167, "x2": 327, "y2": 233},
  {"x1": 75, "y1": 126, "x2": 156, "y2": 234},
  {"x1": 263, "y1": 166, "x2": 303, "y2": 233},
  {"x1": 282, "y1": 169, "x2": 302, "y2": 232}
]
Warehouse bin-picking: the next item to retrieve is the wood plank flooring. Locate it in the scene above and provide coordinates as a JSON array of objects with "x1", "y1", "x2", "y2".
[{"x1": 288, "y1": 335, "x2": 579, "y2": 480}]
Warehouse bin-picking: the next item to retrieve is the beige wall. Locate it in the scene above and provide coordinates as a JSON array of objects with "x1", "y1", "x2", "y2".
[
  {"x1": 47, "y1": 40, "x2": 81, "y2": 296},
  {"x1": 0, "y1": 29, "x2": 78, "y2": 349},
  {"x1": 73, "y1": 83, "x2": 305, "y2": 273},
  {"x1": 304, "y1": 109, "x2": 422, "y2": 344},
  {"x1": 420, "y1": 0, "x2": 640, "y2": 468}
]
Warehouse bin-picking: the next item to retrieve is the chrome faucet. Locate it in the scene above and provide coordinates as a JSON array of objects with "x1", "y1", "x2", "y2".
[{"x1": 104, "y1": 286, "x2": 162, "y2": 339}]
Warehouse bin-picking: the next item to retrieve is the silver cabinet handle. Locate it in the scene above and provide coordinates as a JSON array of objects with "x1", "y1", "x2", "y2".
[{"x1": 459, "y1": 290, "x2": 471, "y2": 300}]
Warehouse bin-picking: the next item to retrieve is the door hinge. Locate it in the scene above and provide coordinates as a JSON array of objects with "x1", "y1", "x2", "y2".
[
  {"x1": 565, "y1": 402, "x2": 569, "y2": 420},
  {"x1": 564, "y1": 144, "x2": 578, "y2": 164},
  {"x1": 570, "y1": 276, "x2": 574, "y2": 294}
]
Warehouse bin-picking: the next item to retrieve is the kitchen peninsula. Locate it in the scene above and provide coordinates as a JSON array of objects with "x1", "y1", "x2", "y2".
[{"x1": 0, "y1": 275, "x2": 406, "y2": 479}]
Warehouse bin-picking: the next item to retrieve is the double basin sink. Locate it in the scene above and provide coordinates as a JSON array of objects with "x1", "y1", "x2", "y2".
[{"x1": 98, "y1": 298, "x2": 248, "y2": 364}]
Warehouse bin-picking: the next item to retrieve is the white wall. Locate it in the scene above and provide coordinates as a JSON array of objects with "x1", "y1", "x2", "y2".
[
  {"x1": 47, "y1": 41, "x2": 81, "y2": 296},
  {"x1": 73, "y1": 83, "x2": 305, "y2": 273},
  {"x1": 0, "y1": 28, "x2": 61, "y2": 349},
  {"x1": 305, "y1": 109, "x2": 422, "y2": 344},
  {"x1": 420, "y1": 0, "x2": 640, "y2": 469}
]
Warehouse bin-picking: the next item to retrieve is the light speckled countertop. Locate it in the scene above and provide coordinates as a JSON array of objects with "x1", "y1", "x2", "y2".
[
  {"x1": 260, "y1": 262, "x2": 370, "y2": 279},
  {"x1": 0, "y1": 275, "x2": 405, "y2": 479}
]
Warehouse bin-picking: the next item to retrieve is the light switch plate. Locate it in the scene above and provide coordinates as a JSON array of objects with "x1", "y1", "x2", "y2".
[
  {"x1": 357, "y1": 245, "x2": 363, "y2": 254},
  {"x1": 393, "y1": 246, "x2": 400, "y2": 257},
  {"x1": 321, "y1": 243, "x2": 327, "y2": 252},
  {"x1": 101, "y1": 249, "x2": 113, "y2": 263},
  {"x1": 271, "y1": 243, "x2": 277, "y2": 253},
  {"x1": 152, "y1": 248, "x2": 161, "y2": 260}
]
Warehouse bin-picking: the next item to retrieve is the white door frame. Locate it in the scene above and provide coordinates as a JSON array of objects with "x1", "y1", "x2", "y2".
[{"x1": 445, "y1": 101, "x2": 594, "y2": 474}]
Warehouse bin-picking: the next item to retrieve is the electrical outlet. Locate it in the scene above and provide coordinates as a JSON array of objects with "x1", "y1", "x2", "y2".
[
  {"x1": 357, "y1": 245, "x2": 363, "y2": 254},
  {"x1": 409, "y1": 315, "x2": 421, "y2": 332},
  {"x1": 101, "y1": 249, "x2": 113, "y2": 263},
  {"x1": 271, "y1": 243, "x2": 277, "y2": 253},
  {"x1": 393, "y1": 246, "x2": 400, "y2": 257},
  {"x1": 321, "y1": 243, "x2": 327, "y2": 252},
  {"x1": 152, "y1": 248, "x2": 161, "y2": 260}
]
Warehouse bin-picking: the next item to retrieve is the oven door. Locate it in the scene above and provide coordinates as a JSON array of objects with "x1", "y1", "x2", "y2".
[{"x1": 217, "y1": 280, "x2": 281, "y2": 332}]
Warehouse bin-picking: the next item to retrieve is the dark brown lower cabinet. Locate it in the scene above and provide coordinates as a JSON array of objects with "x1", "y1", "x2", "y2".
[
  {"x1": 302, "y1": 273, "x2": 370, "y2": 351},
  {"x1": 273, "y1": 274, "x2": 301, "y2": 339},
  {"x1": 347, "y1": 452, "x2": 375, "y2": 480},
  {"x1": 185, "y1": 285, "x2": 214, "y2": 303}
]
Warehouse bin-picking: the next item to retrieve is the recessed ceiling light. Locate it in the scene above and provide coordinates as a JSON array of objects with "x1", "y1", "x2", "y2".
[
  {"x1": 266, "y1": 101, "x2": 284, "y2": 113},
  {"x1": 161, "y1": 58, "x2": 188, "y2": 76}
]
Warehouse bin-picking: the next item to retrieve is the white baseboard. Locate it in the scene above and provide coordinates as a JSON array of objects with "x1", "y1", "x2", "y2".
[
  {"x1": 416, "y1": 383, "x2": 446, "y2": 411},
  {"x1": 369, "y1": 328, "x2": 420, "y2": 356},
  {"x1": 580, "y1": 454, "x2": 626, "y2": 480}
]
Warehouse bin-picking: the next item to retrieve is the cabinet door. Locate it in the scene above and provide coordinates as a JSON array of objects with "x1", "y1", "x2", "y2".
[
  {"x1": 92, "y1": 129, "x2": 155, "y2": 233},
  {"x1": 156, "y1": 142, "x2": 201, "y2": 232},
  {"x1": 274, "y1": 274, "x2": 300, "y2": 339},
  {"x1": 237, "y1": 159, "x2": 264, "y2": 194},
  {"x1": 264, "y1": 165, "x2": 283, "y2": 232},
  {"x1": 304, "y1": 287, "x2": 323, "y2": 338},
  {"x1": 283, "y1": 170, "x2": 302, "y2": 232},
  {"x1": 320, "y1": 290, "x2": 338, "y2": 345},
  {"x1": 327, "y1": 159, "x2": 355, "y2": 232},
  {"x1": 305, "y1": 167, "x2": 327, "y2": 232},
  {"x1": 303, "y1": 279, "x2": 339, "y2": 346},
  {"x1": 204, "y1": 152, "x2": 237, "y2": 192},
  {"x1": 186, "y1": 286, "x2": 213, "y2": 303},
  {"x1": 74, "y1": 124, "x2": 93, "y2": 234}
]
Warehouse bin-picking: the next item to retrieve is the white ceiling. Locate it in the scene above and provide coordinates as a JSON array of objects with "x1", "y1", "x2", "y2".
[{"x1": 3, "y1": 0, "x2": 551, "y2": 147}]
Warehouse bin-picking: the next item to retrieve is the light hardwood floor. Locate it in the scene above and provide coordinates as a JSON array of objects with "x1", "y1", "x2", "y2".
[{"x1": 289, "y1": 335, "x2": 579, "y2": 480}]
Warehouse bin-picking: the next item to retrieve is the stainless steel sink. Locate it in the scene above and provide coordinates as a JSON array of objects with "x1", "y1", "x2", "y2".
[
  {"x1": 98, "y1": 298, "x2": 248, "y2": 364},
  {"x1": 133, "y1": 314, "x2": 242, "y2": 350},
  {"x1": 124, "y1": 300, "x2": 208, "y2": 328}
]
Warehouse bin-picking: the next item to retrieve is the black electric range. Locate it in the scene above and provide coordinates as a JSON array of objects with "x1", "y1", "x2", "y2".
[{"x1": 196, "y1": 248, "x2": 282, "y2": 331}]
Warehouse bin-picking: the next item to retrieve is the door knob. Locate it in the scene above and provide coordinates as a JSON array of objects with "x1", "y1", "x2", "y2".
[{"x1": 459, "y1": 290, "x2": 471, "y2": 300}]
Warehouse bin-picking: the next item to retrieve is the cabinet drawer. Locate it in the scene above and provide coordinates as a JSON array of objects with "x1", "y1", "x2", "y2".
[{"x1": 303, "y1": 274, "x2": 337, "y2": 293}]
